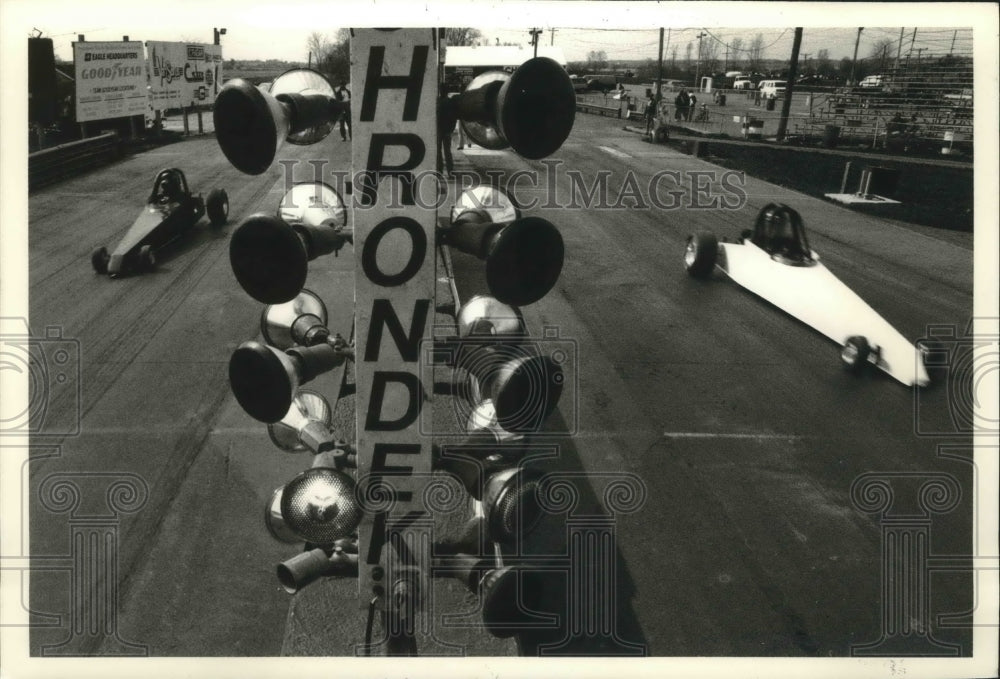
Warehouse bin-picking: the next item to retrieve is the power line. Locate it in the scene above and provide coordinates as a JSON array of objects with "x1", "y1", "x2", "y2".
[{"x1": 701, "y1": 28, "x2": 791, "y2": 54}]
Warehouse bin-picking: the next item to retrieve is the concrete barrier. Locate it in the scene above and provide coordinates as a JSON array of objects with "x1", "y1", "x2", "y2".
[
  {"x1": 29, "y1": 132, "x2": 121, "y2": 190},
  {"x1": 576, "y1": 101, "x2": 622, "y2": 118}
]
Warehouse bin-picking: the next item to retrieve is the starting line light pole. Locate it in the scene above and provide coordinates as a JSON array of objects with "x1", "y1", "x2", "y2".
[
  {"x1": 213, "y1": 24, "x2": 580, "y2": 654},
  {"x1": 350, "y1": 28, "x2": 438, "y2": 647}
]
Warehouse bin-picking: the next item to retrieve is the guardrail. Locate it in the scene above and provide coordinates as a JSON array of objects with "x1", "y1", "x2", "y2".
[
  {"x1": 29, "y1": 132, "x2": 121, "y2": 191},
  {"x1": 576, "y1": 100, "x2": 623, "y2": 118}
]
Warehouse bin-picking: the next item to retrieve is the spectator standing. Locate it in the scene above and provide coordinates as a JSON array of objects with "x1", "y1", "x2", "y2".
[
  {"x1": 334, "y1": 82, "x2": 351, "y2": 141},
  {"x1": 437, "y1": 92, "x2": 460, "y2": 176},
  {"x1": 904, "y1": 114, "x2": 920, "y2": 151},
  {"x1": 687, "y1": 93, "x2": 698, "y2": 121},
  {"x1": 644, "y1": 91, "x2": 656, "y2": 135},
  {"x1": 674, "y1": 89, "x2": 688, "y2": 121}
]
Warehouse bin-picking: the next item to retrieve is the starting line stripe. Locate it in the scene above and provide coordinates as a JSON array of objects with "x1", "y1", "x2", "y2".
[
  {"x1": 662, "y1": 431, "x2": 806, "y2": 441},
  {"x1": 599, "y1": 146, "x2": 633, "y2": 159}
]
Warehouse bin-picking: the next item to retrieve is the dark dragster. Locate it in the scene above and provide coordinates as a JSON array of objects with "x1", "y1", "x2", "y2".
[{"x1": 91, "y1": 168, "x2": 228, "y2": 277}]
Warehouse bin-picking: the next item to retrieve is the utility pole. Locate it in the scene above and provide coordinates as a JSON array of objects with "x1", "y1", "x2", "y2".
[
  {"x1": 655, "y1": 28, "x2": 664, "y2": 104},
  {"x1": 776, "y1": 27, "x2": 802, "y2": 142},
  {"x1": 529, "y1": 28, "x2": 542, "y2": 58},
  {"x1": 949, "y1": 30, "x2": 957, "y2": 55},
  {"x1": 849, "y1": 27, "x2": 863, "y2": 86},
  {"x1": 694, "y1": 31, "x2": 707, "y2": 90},
  {"x1": 550, "y1": 28, "x2": 556, "y2": 46},
  {"x1": 895, "y1": 27, "x2": 904, "y2": 72}
]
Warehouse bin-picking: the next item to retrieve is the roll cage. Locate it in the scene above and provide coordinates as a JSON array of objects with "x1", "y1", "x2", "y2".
[
  {"x1": 148, "y1": 168, "x2": 191, "y2": 205},
  {"x1": 748, "y1": 203, "x2": 815, "y2": 266}
]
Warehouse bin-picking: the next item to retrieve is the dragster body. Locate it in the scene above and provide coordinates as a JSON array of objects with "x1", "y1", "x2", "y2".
[
  {"x1": 685, "y1": 204, "x2": 929, "y2": 387},
  {"x1": 92, "y1": 168, "x2": 228, "y2": 277}
]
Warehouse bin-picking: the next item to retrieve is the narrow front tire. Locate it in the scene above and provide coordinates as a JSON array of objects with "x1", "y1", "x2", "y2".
[{"x1": 841, "y1": 335, "x2": 871, "y2": 373}]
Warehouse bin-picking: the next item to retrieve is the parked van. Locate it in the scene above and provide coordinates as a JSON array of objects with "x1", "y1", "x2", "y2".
[
  {"x1": 759, "y1": 80, "x2": 787, "y2": 98},
  {"x1": 859, "y1": 74, "x2": 884, "y2": 89}
]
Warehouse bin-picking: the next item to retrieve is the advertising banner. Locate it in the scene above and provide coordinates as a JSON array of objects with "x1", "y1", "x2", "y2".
[
  {"x1": 73, "y1": 41, "x2": 147, "y2": 122},
  {"x1": 147, "y1": 41, "x2": 223, "y2": 110}
]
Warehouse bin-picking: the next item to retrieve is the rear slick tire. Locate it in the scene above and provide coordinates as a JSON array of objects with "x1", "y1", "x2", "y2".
[
  {"x1": 91, "y1": 246, "x2": 109, "y2": 274},
  {"x1": 684, "y1": 231, "x2": 718, "y2": 279},
  {"x1": 207, "y1": 188, "x2": 229, "y2": 227},
  {"x1": 138, "y1": 245, "x2": 156, "y2": 272}
]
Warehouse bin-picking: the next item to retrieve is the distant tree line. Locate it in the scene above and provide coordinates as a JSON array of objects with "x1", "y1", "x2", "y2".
[{"x1": 566, "y1": 30, "x2": 972, "y2": 89}]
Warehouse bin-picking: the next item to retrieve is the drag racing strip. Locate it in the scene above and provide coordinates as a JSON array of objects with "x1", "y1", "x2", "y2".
[
  {"x1": 451, "y1": 111, "x2": 974, "y2": 655},
  {"x1": 599, "y1": 146, "x2": 633, "y2": 159},
  {"x1": 661, "y1": 431, "x2": 808, "y2": 441},
  {"x1": 26, "y1": 134, "x2": 355, "y2": 656}
]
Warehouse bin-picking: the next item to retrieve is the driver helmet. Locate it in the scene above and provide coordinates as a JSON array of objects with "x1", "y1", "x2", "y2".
[{"x1": 158, "y1": 172, "x2": 181, "y2": 201}]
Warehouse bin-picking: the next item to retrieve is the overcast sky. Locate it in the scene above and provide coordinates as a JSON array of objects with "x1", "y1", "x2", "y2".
[{"x1": 3, "y1": 0, "x2": 978, "y2": 65}]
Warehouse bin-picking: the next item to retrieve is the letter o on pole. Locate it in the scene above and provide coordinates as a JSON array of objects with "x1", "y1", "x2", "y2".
[{"x1": 361, "y1": 216, "x2": 427, "y2": 288}]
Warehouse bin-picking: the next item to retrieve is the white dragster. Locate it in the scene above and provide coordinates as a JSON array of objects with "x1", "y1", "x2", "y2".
[{"x1": 684, "y1": 203, "x2": 930, "y2": 387}]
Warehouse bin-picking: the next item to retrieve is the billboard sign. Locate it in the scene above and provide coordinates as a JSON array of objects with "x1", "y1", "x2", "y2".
[
  {"x1": 147, "y1": 41, "x2": 223, "y2": 109},
  {"x1": 73, "y1": 41, "x2": 147, "y2": 122}
]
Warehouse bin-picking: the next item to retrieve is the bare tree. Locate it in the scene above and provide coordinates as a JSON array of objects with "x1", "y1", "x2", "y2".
[
  {"x1": 586, "y1": 50, "x2": 608, "y2": 71},
  {"x1": 327, "y1": 29, "x2": 350, "y2": 84},
  {"x1": 445, "y1": 27, "x2": 482, "y2": 47},
  {"x1": 815, "y1": 48, "x2": 834, "y2": 77},
  {"x1": 306, "y1": 31, "x2": 332, "y2": 66},
  {"x1": 306, "y1": 29, "x2": 350, "y2": 84},
  {"x1": 701, "y1": 36, "x2": 721, "y2": 73},
  {"x1": 729, "y1": 37, "x2": 744, "y2": 70},
  {"x1": 868, "y1": 37, "x2": 895, "y2": 73},
  {"x1": 747, "y1": 33, "x2": 765, "y2": 72}
]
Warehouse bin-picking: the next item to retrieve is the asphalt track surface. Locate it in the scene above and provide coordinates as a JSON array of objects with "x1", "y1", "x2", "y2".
[{"x1": 26, "y1": 112, "x2": 975, "y2": 657}]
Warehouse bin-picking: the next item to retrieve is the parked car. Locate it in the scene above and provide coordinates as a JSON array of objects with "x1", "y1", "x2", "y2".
[
  {"x1": 569, "y1": 75, "x2": 588, "y2": 93},
  {"x1": 585, "y1": 75, "x2": 617, "y2": 93},
  {"x1": 759, "y1": 79, "x2": 787, "y2": 98},
  {"x1": 732, "y1": 78, "x2": 754, "y2": 90},
  {"x1": 659, "y1": 79, "x2": 687, "y2": 92}
]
